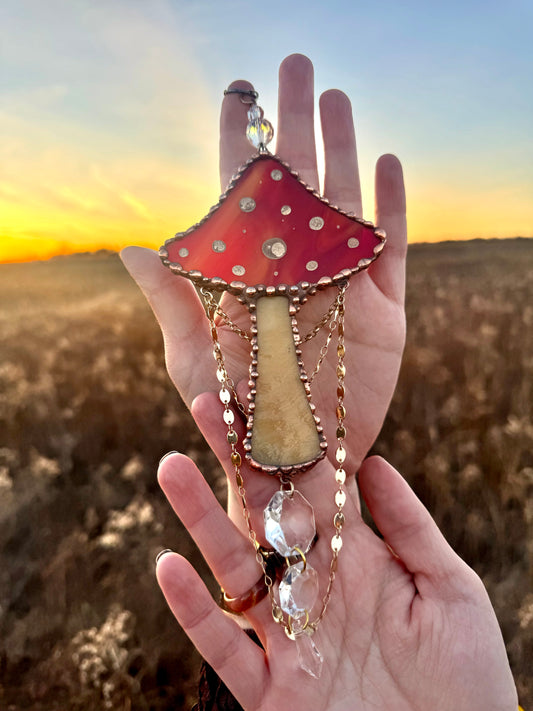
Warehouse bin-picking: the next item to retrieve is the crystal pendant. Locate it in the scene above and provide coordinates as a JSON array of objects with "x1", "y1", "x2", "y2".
[
  {"x1": 279, "y1": 562, "x2": 319, "y2": 617},
  {"x1": 264, "y1": 490, "x2": 316, "y2": 557},
  {"x1": 246, "y1": 118, "x2": 274, "y2": 149},
  {"x1": 296, "y1": 631, "x2": 323, "y2": 679},
  {"x1": 247, "y1": 104, "x2": 264, "y2": 122}
]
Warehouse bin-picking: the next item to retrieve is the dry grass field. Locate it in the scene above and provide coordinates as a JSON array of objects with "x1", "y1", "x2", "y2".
[{"x1": 0, "y1": 239, "x2": 532, "y2": 709}]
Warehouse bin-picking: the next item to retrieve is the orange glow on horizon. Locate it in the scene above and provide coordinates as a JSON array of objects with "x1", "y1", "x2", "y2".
[
  {"x1": 2, "y1": 210, "x2": 532, "y2": 264},
  {"x1": 0, "y1": 164, "x2": 222, "y2": 263},
  {"x1": 1, "y1": 173, "x2": 532, "y2": 264}
]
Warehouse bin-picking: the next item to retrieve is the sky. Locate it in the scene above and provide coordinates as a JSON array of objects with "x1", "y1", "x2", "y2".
[{"x1": 1, "y1": 0, "x2": 532, "y2": 262}]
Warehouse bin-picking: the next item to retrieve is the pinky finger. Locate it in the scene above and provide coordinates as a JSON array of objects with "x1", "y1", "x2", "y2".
[
  {"x1": 371, "y1": 154, "x2": 407, "y2": 305},
  {"x1": 156, "y1": 552, "x2": 267, "y2": 709}
]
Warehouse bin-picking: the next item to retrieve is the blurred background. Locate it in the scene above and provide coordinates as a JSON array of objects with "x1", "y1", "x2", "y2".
[{"x1": 1, "y1": 0, "x2": 532, "y2": 708}]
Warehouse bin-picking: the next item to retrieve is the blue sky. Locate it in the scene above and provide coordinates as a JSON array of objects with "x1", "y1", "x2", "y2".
[{"x1": 1, "y1": 0, "x2": 532, "y2": 260}]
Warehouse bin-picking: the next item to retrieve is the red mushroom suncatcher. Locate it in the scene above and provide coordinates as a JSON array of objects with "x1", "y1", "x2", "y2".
[
  {"x1": 160, "y1": 86, "x2": 385, "y2": 677},
  {"x1": 160, "y1": 152, "x2": 385, "y2": 475}
]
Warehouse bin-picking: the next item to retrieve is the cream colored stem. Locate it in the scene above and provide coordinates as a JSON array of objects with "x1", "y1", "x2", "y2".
[{"x1": 251, "y1": 296, "x2": 322, "y2": 467}]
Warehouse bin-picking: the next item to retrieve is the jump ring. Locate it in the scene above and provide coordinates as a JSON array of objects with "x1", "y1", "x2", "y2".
[{"x1": 223, "y1": 87, "x2": 259, "y2": 104}]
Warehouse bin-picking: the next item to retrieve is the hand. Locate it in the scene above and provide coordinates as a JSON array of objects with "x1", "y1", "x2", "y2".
[
  {"x1": 155, "y1": 420, "x2": 518, "y2": 711},
  {"x1": 121, "y1": 53, "x2": 407, "y2": 473}
]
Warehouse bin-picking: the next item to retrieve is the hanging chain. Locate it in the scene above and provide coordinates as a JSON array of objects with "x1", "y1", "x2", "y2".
[
  {"x1": 202, "y1": 284, "x2": 349, "y2": 638},
  {"x1": 306, "y1": 284, "x2": 347, "y2": 383},
  {"x1": 200, "y1": 287, "x2": 252, "y2": 341},
  {"x1": 311, "y1": 284, "x2": 347, "y2": 628},
  {"x1": 203, "y1": 306, "x2": 286, "y2": 625},
  {"x1": 209, "y1": 286, "x2": 339, "y2": 347},
  {"x1": 200, "y1": 288, "x2": 247, "y2": 416},
  {"x1": 300, "y1": 295, "x2": 341, "y2": 343}
]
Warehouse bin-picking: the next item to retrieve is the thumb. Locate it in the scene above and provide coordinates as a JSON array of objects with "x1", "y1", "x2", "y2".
[{"x1": 120, "y1": 246, "x2": 211, "y2": 405}]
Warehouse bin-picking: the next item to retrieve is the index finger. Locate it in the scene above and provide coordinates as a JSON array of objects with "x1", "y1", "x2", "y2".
[{"x1": 220, "y1": 80, "x2": 257, "y2": 191}]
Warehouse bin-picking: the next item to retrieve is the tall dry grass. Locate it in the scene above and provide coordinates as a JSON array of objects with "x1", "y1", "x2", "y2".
[{"x1": 0, "y1": 240, "x2": 531, "y2": 709}]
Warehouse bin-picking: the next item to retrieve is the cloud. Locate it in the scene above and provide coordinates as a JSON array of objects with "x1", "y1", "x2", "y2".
[
  {"x1": 1, "y1": 0, "x2": 219, "y2": 155},
  {"x1": 0, "y1": 0, "x2": 223, "y2": 259},
  {"x1": 1, "y1": 0, "x2": 531, "y2": 260}
]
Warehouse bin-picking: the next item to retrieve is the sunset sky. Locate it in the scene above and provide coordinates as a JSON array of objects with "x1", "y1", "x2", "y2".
[{"x1": 1, "y1": 0, "x2": 532, "y2": 263}]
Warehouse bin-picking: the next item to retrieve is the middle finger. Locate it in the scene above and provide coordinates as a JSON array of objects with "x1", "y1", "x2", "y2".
[
  {"x1": 276, "y1": 54, "x2": 319, "y2": 190},
  {"x1": 320, "y1": 88, "x2": 363, "y2": 216}
]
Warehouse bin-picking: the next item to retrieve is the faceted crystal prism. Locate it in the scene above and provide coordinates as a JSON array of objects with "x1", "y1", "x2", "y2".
[
  {"x1": 264, "y1": 490, "x2": 316, "y2": 557},
  {"x1": 279, "y1": 562, "x2": 319, "y2": 617},
  {"x1": 246, "y1": 118, "x2": 274, "y2": 149},
  {"x1": 247, "y1": 104, "x2": 264, "y2": 122},
  {"x1": 296, "y1": 631, "x2": 323, "y2": 679}
]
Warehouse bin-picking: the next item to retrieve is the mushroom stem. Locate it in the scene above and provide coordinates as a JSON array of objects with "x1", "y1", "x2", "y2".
[{"x1": 249, "y1": 296, "x2": 323, "y2": 469}]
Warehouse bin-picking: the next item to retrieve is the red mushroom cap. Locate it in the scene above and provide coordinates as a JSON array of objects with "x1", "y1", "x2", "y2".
[{"x1": 160, "y1": 154, "x2": 385, "y2": 296}]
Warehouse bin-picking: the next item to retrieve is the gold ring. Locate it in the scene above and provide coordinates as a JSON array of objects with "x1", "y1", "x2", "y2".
[
  {"x1": 220, "y1": 576, "x2": 268, "y2": 614},
  {"x1": 219, "y1": 547, "x2": 285, "y2": 615}
]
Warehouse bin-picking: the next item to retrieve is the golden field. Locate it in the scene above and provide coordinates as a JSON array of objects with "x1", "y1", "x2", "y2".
[{"x1": 0, "y1": 239, "x2": 532, "y2": 709}]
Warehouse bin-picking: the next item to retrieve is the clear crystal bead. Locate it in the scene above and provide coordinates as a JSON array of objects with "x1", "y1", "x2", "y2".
[
  {"x1": 246, "y1": 118, "x2": 274, "y2": 149},
  {"x1": 289, "y1": 615, "x2": 307, "y2": 635},
  {"x1": 247, "y1": 104, "x2": 263, "y2": 121},
  {"x1": 296, "y1": 631, "x2": 323, "y2": 679},
  {"x1": 264, "y1": 490, "x2": 315, "y2": 557},
  {"x1": 279, "y1": 562, "x2": 319, "y2": 617}
]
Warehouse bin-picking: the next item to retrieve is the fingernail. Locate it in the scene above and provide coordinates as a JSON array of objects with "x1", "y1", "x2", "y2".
[
  {"x1": 155, "y1": 549, "x2": 174, "y2": 565},
  {"x1": 159, "y1": 451, "x2": 178, "y2": 466}
]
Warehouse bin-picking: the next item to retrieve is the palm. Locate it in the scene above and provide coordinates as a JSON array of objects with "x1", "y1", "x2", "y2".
[
  {"x1": 298, "y1": 273, "x2": 405, "y2": 470},
  {"x1": 122, "y1": 54, "x2": 406, "y2": 473},
  {"x1": 156, "y1": 447, "x2": 517, "y2": 711},
  {"x1": 251, "y1": 468, "x2": 487, "y2": 711},
  {"x1": 124, "y1": 54, "x2": 517, "y2": 711}
]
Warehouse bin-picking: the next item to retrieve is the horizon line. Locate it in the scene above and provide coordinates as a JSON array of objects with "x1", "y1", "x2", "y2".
[{"x1": 1, "y1": 235, "x2": 532, "y2": 266}]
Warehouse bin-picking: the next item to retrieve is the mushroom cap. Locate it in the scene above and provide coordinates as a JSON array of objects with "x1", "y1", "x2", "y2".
[{"x1": 160, "y1": 154, "x2": 385, "y2": 296}]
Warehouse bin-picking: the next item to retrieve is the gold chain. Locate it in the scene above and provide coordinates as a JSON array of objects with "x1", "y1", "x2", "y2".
[
  {"x1": 200, "y1": 288, "x2": 247, "y2": 416},
  {"x1": 306, "y1": 285, "x2": 346, "y2": 383},
  {"x1": 203, "y1": 285, "x2": 349, "y2": 638},
  {"x1": 201, "y1": 288, "x2": 251, "y2": 341},
  {"x1": 300, "y1": 296, "x2": 341, "y2": 343},
  {"x1": 203, "y1": 306, "x2": 286, "y2": 624},
  {"x1": 312, "y1": 283, "x2": 348, "y2": 627}
]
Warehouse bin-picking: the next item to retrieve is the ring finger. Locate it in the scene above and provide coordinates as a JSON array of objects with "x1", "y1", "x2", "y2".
[{"x1": 157, "y1": 452, "x2": 269, "y2": 610}]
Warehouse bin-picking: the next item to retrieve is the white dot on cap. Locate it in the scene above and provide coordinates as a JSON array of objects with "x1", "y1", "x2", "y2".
[
  {"x1": 239, "y1": 197, "x2": 256, "y2": 212},
  {"x1": 347, "y1": 238, "x2": 359, "y2": 248},
  {"x1": 262, "y1": 238, "x2": 287, "y2": 260},
  {"x1": 309, "y1": 217, "x2": 324, "y2": 230},
  {"x1": 178, "y1": 247, "x2": 189, "y2": 258},
  {"x1": 232, "y1": 265, "x2": 245, "y2": 276},
  {"x1": 306, "y1": 260, "x2": 318, "y2": 271}
]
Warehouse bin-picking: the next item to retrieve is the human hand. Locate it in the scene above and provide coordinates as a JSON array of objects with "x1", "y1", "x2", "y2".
[
  {"x1": 155, "y1": 403, "x2": 518, "y2": 710},
  {"x1": 121, "y1": 53, "x2": 407, "y2": 474}
]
